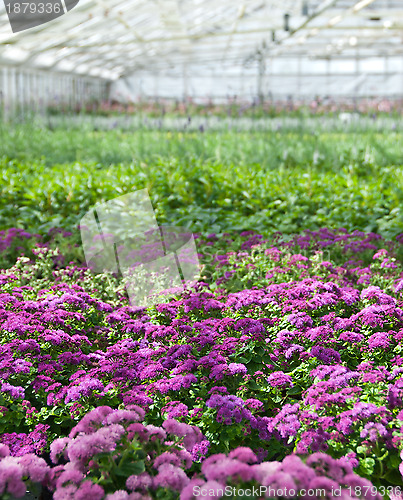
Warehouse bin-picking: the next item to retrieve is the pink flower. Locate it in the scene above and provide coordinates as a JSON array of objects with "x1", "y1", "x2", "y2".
[
  {"x1": 74, "y1": 480, "x2": 104, "y2": 500},
  {"x1": 153, "y1": 463, "x2": 189, "y2": 491},
  {"x1": 180, "y1": 479, "x2": 205, "y2": 500},
  {"x1": 153, "y1": 452, "x2": 181, "y2": 469},
  {"x1": 162, "y1": 420, "x2": 204, "y2": 450},
  {"x1": 193, "y1": 480, "x2": 224, "y2": 498},
  {"x1": 104, "y1": 407, "x2": 145, "y2": 425},
  {"x1": 105, "y1": 492, "x2": 129, "y2": 500},
  {"x1": 55, "y1": 469, "x2": 84, "y2": 489},
  {"x1": 228, "y1": 447, "x2": 257, "y2": 464},
  {"x1": 50, "y1": 437, "x2": 71, "y2": 464},
  {"x1": 105, "y1": 490, "x2": 129, "y2": 500},
  {"x1": 373, "y1": 249, "x2": 388, "y2": 259},
  {"x1": 126, "y1": 423, "x2": 150, "y2": 443},
  {"x1": 67, "y1": 424, "x2": 125, "y2": 469},
  {"x1": 53, "y1": 480, "x2": 104, "y2": 500},
  {"x1": 203, "y1": 457, "x2": 254, "y2": 482},
  {"x1": 0, "y1": 456, "x2": 26, "y2": 498},
  {"x1": 126, "y1": 472, "x2": 152, "y2": 492},
  {"x1": 69, "y1": 406, "x2": 113, "y2": 438},
  {"x1": 17, "y1": 454, "x2": 49, "y2": 482}
]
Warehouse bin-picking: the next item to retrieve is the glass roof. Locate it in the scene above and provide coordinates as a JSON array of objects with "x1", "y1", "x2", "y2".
[{"x1": 0, "y1": 0, "x2": 402, "y2": 80}]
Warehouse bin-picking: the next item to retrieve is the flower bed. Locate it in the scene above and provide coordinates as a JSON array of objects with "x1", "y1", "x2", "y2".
[{"x1": 0, "y1": 228, "x2": 402, "y2": 498}]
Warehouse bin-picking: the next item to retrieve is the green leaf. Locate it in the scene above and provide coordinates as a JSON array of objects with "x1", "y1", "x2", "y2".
[
  {"x1": 358, "y1": 458, "x2": 375, "y2": 477},
  {"x1": 115, "y1": 460, "x2": 145, "y2": 477},
  {"x1": 383, "y1": 468, "x2": 403, "y2": 486}
]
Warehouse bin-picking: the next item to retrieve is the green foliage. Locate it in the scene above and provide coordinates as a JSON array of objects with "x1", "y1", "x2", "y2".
[{"x1": 0, "y1": 122, "x2": 402, "y2": 238}]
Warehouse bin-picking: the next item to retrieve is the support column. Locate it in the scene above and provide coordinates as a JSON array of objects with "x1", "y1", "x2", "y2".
[
  {"x1": 297, "y1": 56, "x2": 302, "y2": 97},
  {"x1": 183, "y1": 63, "x2": 188, "y2": 101},
  {"x1": 2, "y1": 67, "x2": 8, "y2": 121},
  {"x1": 257, "y1": 44, "x2": 267, "y2": 104}
]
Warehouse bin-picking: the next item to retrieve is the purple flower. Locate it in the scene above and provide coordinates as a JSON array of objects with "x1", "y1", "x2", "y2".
[
  {"x1": 65, "y1": 378, "x2": 105, "y2": 403},
  {"x1": 0, "y1": 383, "x2": 25, "y2": 400},
  {"x1": 310, "y1": 346, "x2": 341, "y2": 365},
  {"x1": 367, "y1": 331, "x2": 390, "y2": 350},
  {"x1": 161, "y1": 402, "x2": 189, "y2": 419},
  {"x1": 228, "y1": 363, "x2": 247, "y2": 375},
  {"x1": 235, "y1": 319, "x2": 266, "y2": 338},
  {"x1": 360, "y1": 422, "x2": 387, "y2": 442},
  {"x1": 191, "y1": 440, "x2": 210, "y2": 462},
  {"x1": 267, "y1": 371, "x2": 293, "y2": 388},
  {"x1": 287, "y1": 312, "x2": 313, "y2": 329}
]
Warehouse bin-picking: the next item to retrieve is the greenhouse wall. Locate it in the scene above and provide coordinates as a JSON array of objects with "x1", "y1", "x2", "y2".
[
  {"x1": 111, "y1": 55, "x2": 403, "y2": 104},
  {"x1": 0, "y1": 66, "x2": 109, "y2": 118}
]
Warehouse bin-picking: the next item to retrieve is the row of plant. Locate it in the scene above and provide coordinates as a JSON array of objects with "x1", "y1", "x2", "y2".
[
  {"x1": 0, "y1": 124, "x2": 402, "y2": 237},
  {"x1": 44, "y1": 97, "x2": 403, "y2": 119},
  {"x1": 0, "y1": 227, "x2": 402, "y2": 498}
]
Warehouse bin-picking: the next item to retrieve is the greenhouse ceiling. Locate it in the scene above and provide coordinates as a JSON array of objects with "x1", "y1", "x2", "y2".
[{"x1": 0, "y1": 0, "x2": 402, "y2": 80}]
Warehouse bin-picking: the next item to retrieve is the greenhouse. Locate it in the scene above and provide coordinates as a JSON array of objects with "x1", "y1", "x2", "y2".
[
  {"x1": 0, "y1": 0, "x2": 402, "y2": 107},
  {"x1": 0, "y1": 1, "x2": 403, "y2": 499}
]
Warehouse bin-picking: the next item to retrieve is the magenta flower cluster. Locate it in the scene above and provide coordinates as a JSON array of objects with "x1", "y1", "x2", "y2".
[{"x1": 0, "y1": 227, "x2": 402, "y2": 497}]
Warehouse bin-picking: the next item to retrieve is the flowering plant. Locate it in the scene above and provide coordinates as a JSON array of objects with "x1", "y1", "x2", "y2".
[{"x1": 0, "y1": 228, "x2": 402, "y2": 498}]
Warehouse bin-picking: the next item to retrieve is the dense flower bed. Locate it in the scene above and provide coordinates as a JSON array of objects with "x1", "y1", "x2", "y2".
[{"x1": 0, "y1": 227, "x2": 402, "y2": 499}]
